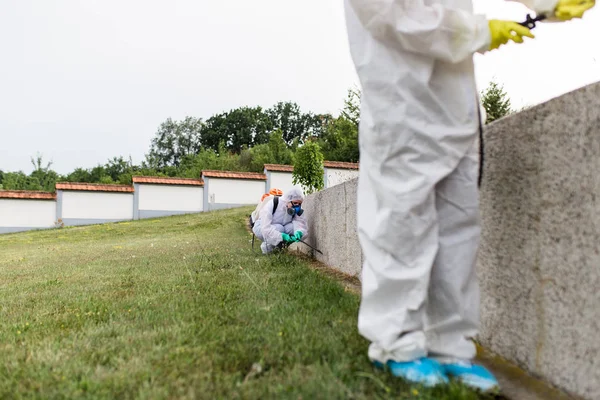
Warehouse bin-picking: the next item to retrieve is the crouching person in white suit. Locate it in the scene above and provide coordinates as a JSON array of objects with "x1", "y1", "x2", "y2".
[{"x1": 252, "y1": 187, "x2": 308, "y2": 254}]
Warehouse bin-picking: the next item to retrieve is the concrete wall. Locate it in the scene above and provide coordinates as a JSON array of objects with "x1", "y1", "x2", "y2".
[
  {"x1": 0, "y1": 199, "x2": 56, "y2": 233},
  {"x1": 202, "y1": 167, "x2": 359, "y2": 214},
  {"x1": 325, "y1": 168, "x2": 359, "y2": 188},
  {"x1": 295, "y1": 82, "x2": 600, "y2": 400},
  {"x1": 205, "y1": 178, "x2": 266, "y2": 211},
  {"x1": 0, "y1": 166, "x2": 357, "y2": 234},
  {"x1": 476, "y1": 82, "x2": 600, "y2": 400},
  {"x1": 294, "y1": 179, "x2": 362, "y2": 277},
  {"x1": 60, "y1": 191, "x2": 134, "y2": 226},
  {"x1": 268, "y1": 171, "x2": 295, "y2": 192},
  {"x1": 136, "y1": 184, "x2": 203, "y2": 219}
]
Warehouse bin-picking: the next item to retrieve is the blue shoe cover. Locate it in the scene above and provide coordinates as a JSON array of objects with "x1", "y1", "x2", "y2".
[
  {"x1": 442, "y1": 362, "x2": 499, "y2": 392},
  {"x1": 373, "y1": 357, "x2": 449, "y2": 387}
]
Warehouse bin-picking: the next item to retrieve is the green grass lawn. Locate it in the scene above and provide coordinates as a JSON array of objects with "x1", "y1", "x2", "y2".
[{"x1": 0, "y1": 207, "x2": 499, "y2": 400}]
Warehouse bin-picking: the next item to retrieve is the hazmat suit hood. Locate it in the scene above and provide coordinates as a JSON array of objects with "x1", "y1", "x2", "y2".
[{"x1": 282, "y1": 187, "x2": 305, "y2": 204}]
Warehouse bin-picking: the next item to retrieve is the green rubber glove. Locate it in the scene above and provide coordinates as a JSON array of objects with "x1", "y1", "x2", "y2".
[
  {"x1": 488, "y1": 20, "x2": 534, "y2": 51},
  {"x1": 293, "y1": 231, "x2": 303, "y2": 242},
  {"x1": 282, "y1": 233, "x2": 294, "y2": 244}
]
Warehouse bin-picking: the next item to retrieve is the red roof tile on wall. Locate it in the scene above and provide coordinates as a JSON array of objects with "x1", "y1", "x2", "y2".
[
  {"x1": 132, "y1": 176, "x2": 204, "y2": 186},
  {"x1": 0, "y1": 190, "x2": 56, "y2": 200},
  {"x1": 265, "y1": 162, "x2": 358, "y2": 171},
  {"x1": 202, "y1": 170, "x2": 267, "y2": 181},
  {"x1": 324, "y1": 161, "x2": 359, "y2": 170},
  {"x1": 264, "y1": 164, "x2": 294, "y2": 172},
  {"x1": 265, "y1": 162, "x2": 359, "y2": 172},
  {"x1": 55, "y1": 182, "x2": 135, "y2": 193}
]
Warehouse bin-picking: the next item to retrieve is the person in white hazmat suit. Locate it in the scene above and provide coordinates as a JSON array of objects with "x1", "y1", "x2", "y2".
[
  {"x1": 344, "y1": 0, "x2": 595, "y2": 391},
  {"x1": 252, "y1": 187, "x2": 308, "y2": 254}
]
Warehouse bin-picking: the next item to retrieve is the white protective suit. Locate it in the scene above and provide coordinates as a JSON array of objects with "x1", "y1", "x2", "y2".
[
  {"x1": 344, "y1": 0, "x2": 554, "y2": 364},
  {"x1": 252, "y1": 187, "x2": 308, "y2": 254}
]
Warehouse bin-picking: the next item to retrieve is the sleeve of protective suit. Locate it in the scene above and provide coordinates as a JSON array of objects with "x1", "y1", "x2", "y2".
[
  {"x1": 292, "y1": 213, "x2": 308, "y2": 238},
  {"x1": 346, "y1": 0, "x2": 491, "y2": 63},
  {"x1": 507, "y1": 0, "x2": 559, "y2": 15},
  {"x1": 259, "y1": 199, "x2": 283, "y2": 247}
]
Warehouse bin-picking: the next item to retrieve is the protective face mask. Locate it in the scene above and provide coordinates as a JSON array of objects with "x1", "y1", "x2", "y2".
[{"x1": 287, "y1": 204, "x2": 304, "y2": 216}]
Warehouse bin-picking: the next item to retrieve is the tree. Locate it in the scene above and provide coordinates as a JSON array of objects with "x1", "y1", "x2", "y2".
[
  {"x1": 99, "y1": 176, "x2": 115, "y2": 184},
  {"x1": 266, "y1": 102, "x2": 334, "y2": 145},
  {"x1": 1, "y1": 171, "x2": 43, "y2": 191},
  {"x1": 304, "y1": 113, "x2": 334, "y2": 141},
  {"x1": 319, "y1": 117, "x2": 359, "y2": 162},
  {"x1": 29, "y1": 153, "x2": 59, "y2": 192},
  {"x1": 316, "y1": 87, "x2": 361, "y2": 162},
  {"x1": 63, "y1": 164, "x2": 115, "y2": 184},
  {"x1": 481, "y1": 80, "x2": 513, "y2": 124},
  {"x1": 243, "y1": 144, "x2": 273, "y2": 172},
  {"x1": 177, "y1": 145, "x2": 245, "y2": 178},
  {"x1": 64, "y1": 168, "x2": 93, "y2": 183},
  {"x1": 267, "y1": 129, "x2": 293, "y2": 165},
  {"x1": 341, "y1": 87, "x2": 361, "y2": 129},
  {"x1": 236, "y1": 130, "x2": 295, "y2": 172},
  {"x1": 104, "y1": 156, "x2": 132, "y2": 182},
  {"x1": 292, "y1": 141, "x2": 324, "y2": 195},
  {"x1": 199, "y1": 113, "x2": 227, "y2": 152},
  {"x1": 146, "y1": 117, "x2": 204, "y2": 168},
  {"x1": 202, "y1": 107, "x2": 273, "y2": 153},
  {"x1": 266, "y1": 102, "x2": 308, "y2": 145}
]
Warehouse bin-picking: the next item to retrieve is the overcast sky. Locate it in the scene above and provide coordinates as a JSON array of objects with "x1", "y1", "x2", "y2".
[{"x1": 1, "y1": 0, "x2": 598, "y2": 175}]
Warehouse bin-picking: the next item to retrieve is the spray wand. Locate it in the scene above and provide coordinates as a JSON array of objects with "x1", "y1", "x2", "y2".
[
  {"x1": 519, "y1": 13, "x2": 547, "y2": 29},
  {"x1": 298, "y1": 240, "x2": 323, "y2": 255}
]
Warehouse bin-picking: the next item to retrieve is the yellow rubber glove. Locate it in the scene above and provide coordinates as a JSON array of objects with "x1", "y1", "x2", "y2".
[
  {"x1": 488, "y1": 20, "x2": 535, "y2": 51},
  {"x1": 555, "y1": 0, "x2": 595, "y2": 20}
]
